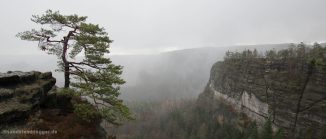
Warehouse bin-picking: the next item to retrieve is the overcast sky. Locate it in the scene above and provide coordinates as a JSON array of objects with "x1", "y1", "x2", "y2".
[{"x1": 1, "y1": 0, "x2": 326, "y2": 55}]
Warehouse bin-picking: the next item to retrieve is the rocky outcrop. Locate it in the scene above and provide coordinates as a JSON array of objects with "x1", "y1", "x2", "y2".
[
  {"x1": 199, "y1": 58, "x2": 326, "y2": 136},
  {"x1": 0, "y1": 71, "x2": 56, "y2": 126},
  {"x1": 0, "y1": 71, "x2": 109, "y2": 138}
]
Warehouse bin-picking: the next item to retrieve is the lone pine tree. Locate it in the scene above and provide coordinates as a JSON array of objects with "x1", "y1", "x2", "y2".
[{"x1": 17, "y1": 10, "x2": 131, "y2": 124}]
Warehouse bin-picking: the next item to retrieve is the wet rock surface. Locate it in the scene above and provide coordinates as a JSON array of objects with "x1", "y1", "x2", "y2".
[{"x1": 0, "y1": 71, "x2": 56, "y2": 125}]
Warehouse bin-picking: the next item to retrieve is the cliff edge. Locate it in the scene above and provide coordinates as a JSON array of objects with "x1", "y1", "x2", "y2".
[{"x1": 198, "y1": 46, "x2": 326, "y2": 137}]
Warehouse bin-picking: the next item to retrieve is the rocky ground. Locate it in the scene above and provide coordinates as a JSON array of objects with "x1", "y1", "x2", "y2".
[{"x1": 0, "y1": 71, "x2": 109, "y2": 139}]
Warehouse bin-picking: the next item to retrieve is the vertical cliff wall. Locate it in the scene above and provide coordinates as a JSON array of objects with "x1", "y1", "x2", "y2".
[{"x1": 198, "y1": 55, "x2": 326, "y2": 136}]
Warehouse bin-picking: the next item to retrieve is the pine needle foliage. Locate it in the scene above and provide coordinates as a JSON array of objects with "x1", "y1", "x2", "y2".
[{"x1": 17, "y1": 10, "x2": 132, "y2": 125}]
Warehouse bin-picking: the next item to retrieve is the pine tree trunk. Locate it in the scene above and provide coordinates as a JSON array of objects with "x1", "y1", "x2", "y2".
[
  {"x1": 63, "y1": 37, "x2": 70, "y2": 88},
  {"x1": 64, "y1": 62, "x2": 70, "y2": 88},
  {"x1": 62, "y1": 29, "x2": 77, "y2": 88}
]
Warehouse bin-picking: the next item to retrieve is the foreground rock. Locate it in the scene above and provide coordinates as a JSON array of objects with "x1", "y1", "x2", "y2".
[
  {"x1": 0, "y1": 71, "x2": 56, "y2": 125},
  {"x1": 0, "y1": 71, "x2": 109, "y2": 139}
]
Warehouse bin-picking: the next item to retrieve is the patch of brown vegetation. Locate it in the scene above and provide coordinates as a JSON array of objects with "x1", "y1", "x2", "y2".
[{"x1": 16, "y1": 108, "x2": 104, "y2": 139}]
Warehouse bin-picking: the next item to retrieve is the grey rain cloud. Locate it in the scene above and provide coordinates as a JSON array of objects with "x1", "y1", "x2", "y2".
[{"x1": 1, "y1": 0, "x2": 326, "y2": 55}]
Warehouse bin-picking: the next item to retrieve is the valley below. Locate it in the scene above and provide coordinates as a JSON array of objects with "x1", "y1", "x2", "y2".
[{"x1": 1, "y1": 43, "x2": 326, "y2": 139}]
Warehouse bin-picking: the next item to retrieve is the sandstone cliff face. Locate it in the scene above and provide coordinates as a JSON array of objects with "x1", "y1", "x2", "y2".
[
  {"x1": 0, "y1": 71, "x2": 56, "y2": 126},
  {"x1": 199, "y1": 58, "x2": 326, "y2": 135}
]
